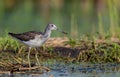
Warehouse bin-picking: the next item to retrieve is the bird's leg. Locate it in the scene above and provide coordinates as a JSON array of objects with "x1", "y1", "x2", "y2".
[
  {"x1": 34, "y1": 48, "x2": 40, "y2": 66},
  {"x1": 42, "y1": 45, "x2": 46, "y2": 52},
  {"x1": 28, "y1": 47, "x2": 31, "y2": 68}
]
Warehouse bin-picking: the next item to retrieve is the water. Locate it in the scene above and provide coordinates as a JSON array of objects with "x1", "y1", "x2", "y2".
[{"x1": 0, "y1": 63, "x2": 120, "y2": 77}]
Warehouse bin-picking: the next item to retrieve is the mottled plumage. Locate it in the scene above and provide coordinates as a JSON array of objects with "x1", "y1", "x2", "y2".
[
  {"x1": 8, "y1": 31, "x2": 43, "y2": 41},
  {"x1": 8, "y1": 23, "x2": 58, "y2": 47}
]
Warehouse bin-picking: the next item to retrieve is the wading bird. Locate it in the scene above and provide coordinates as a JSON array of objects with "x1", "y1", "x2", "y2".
[{"x1": 8, "y1": 24, "x2": 67, "y2": 68}]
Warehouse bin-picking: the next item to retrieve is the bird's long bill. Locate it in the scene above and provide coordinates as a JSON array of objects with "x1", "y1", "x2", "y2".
[{"x1": 57, "y1": 28, "x2": 68, "y2": 35}]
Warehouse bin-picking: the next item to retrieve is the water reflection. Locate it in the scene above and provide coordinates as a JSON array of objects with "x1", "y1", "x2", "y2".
[{"x1": 0, "y1": 63, "x2": 120, "y2": 77}]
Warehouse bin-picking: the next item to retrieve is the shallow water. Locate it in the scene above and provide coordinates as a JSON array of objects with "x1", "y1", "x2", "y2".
[{"x1": 1, "y1": 63, "x2": 120, "y2": 77}]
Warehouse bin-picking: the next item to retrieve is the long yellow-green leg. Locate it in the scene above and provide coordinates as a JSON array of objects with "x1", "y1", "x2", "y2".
[
  {"x1": 42, "y1": 45, "x2": 46, "y2": 52},
  {"x1": 28, "y1": 47, "x2": 31, "y2": 68},
  {"x1": 35, "y1": 48, "x2": 40, "y2": 66}
]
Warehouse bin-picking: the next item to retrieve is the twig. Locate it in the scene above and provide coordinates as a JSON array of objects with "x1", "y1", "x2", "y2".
[{"x1": 19, "y1": 66, "x2": 50, "y2": 71}]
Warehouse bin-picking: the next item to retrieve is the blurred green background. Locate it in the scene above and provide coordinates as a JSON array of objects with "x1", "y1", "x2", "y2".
[{"x1": 0, "y1": 0, "x2": 120, "y2": 38}]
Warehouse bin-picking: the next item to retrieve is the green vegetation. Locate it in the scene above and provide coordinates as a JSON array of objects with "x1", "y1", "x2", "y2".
[
  {"x1": 0, "y1": 0, "x2": 120, "y2": 72},
  {"x1": 0, "y1": 35, "x2": 120, "y2": 65}
]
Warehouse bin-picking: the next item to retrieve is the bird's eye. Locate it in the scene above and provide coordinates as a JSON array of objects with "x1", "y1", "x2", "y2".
[{"x1": 51, "y1": 25, "x2": 54, "y2": 27}]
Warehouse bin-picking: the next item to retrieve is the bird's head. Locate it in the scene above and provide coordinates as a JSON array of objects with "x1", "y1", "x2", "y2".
[
  {"x1": 47, "y1": 23, "x2": 68, "y2": 35},
  {"x1": 47, "y1": 24, "x2": 57, "y2": 30}
]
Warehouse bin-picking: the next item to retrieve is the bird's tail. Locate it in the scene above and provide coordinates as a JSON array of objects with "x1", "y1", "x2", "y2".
[{"x1": 8, "y1": 32, "x2": 16, "y2": 36}]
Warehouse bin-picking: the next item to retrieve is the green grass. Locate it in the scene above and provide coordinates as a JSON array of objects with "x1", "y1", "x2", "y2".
[{"x1": 0, "y1": 34, "x2": 120, "y2": 65}]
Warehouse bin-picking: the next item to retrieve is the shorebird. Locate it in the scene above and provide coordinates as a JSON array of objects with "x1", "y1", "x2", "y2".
[{"x1": 8, "y1": 23, "x2": 67, "y2": 68}]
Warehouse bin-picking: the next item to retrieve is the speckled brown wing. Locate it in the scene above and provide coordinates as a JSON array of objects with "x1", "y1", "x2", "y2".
[{"x1": 8, "y1": 31, "x2": 43, "y2": 41}]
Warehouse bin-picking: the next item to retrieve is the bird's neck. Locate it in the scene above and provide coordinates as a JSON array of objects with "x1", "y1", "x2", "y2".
[{"x1": 43, "y1": 28, "x2": 51, "y2": 38}]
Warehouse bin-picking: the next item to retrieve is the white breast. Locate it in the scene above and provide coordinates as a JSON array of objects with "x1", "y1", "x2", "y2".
[{"x1": 23, "y1": 35, "x2": 49, "y2": 47}]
